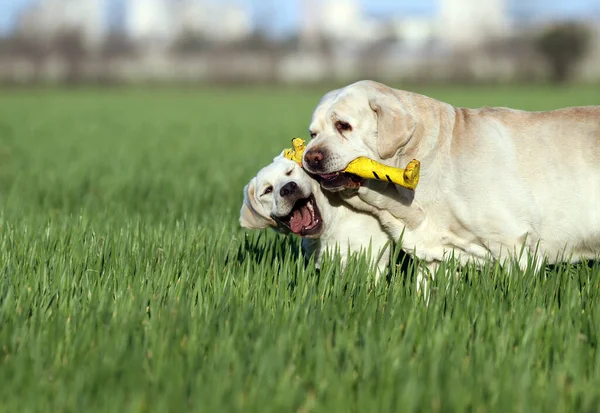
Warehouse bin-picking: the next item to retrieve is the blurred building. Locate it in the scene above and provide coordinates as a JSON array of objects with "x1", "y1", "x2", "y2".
[
  {"x1": 124, "y1": 0, "x2": 251, "y2": 44},
  {"x1": 299, "y1": 0, "x2": 387, "y2": 45},
  {"x1": 298, "y1": 0, "x2": 510, "y2": 51},
  {"x1": 1, "y1": 0, "x2": 599, "y2": 84},
  {"x1": 16, "y1": 0, "x2": 106, "y2": 49},
  {"x1": 299, "y1": 0, "x2": 319, "y2": 49},
  {"x1": 125, "y1": 0, "x2": 174, "y2": 43},
  {"x1": 320, "y1": 0, "x2": 383, "y2": 43},
  {"x1": 173, "y1": 0, "x2": 207, "y2": 36},
  {"x1": 198, "y1": 2, "x2": 252, "y2": 42},
  {"x1": 438, "y1": 0, "x2": 510, "y2": 50},
  {"x1": 388, "y1": 17, "x2": 437, "y2": 51}
]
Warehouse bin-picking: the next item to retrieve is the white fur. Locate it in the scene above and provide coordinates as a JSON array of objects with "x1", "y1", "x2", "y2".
[
  {"x1": 240, "y1": 155, "x2": 392, "y2": 280},
  {"x1": 304, "y1": 80, "x2": 600, "y2": 291}
]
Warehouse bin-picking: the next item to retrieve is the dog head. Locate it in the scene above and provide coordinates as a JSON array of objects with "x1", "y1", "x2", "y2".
[
  {"x1": 240, "y1": 156, "x2": 325, "y2": 238},
  {"x1": 302, "y1": 80, "x2": 417, "y2": 191}
]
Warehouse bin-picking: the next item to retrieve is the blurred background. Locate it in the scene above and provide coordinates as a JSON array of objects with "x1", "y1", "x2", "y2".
[{"x1": 0, "y1": 0, "x2": 599, "y2": 86}]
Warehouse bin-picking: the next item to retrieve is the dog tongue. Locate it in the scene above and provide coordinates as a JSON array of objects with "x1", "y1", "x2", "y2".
[{"x1": 290, "y1": 205, "x2": 312, "y2": 234}]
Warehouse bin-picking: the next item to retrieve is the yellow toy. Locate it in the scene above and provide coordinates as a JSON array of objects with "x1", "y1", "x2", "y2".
[
  {"x1": 283, "y1": 138, "x2": 420, "y2": 190},
  {"x1": 282, "y1": 138, "x2": 306, "y2": 165}
]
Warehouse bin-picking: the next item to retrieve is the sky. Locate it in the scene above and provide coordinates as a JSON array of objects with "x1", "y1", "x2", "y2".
[
  {"x1": 0, "y1": 0, "x2": 34, "y2": 33},
  {"x1": 1, "y1": 0, "x2": 599, "y2": 35}
]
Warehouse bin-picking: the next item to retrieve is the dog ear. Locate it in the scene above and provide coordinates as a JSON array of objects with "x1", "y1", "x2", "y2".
[
  {"x1": 239, "y1": 179, "x2": 276, "y2": 229},
  {"x1": 369, "y1": 87, "x2": 416, "y2": 160},
  {"x1": 240, "y1": 203, "x2": 269, "y2": 229}
]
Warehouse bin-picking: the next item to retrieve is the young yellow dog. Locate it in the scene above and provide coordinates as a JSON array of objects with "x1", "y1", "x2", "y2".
[{"x1": 240, "y1": 153, "x2": 393, "y2": 280}]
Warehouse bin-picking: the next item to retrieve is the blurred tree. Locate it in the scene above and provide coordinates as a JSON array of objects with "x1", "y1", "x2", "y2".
[
  {"x1": 171, "y1": 31, "x2": 209, "y2": 56},
  {"x1": 102, "y1": 32, "x2": 136, "y2": 59},
  {"x1": 99, "y1": 32, "x2": 137, "y2": 84},
  {"x1": 52, "y1": 29, "x2": 87, "y2": 85},
  {"x1": 230, "y1": 29, "x2": 281, "y2": 83},
  {"x1": 1, "y1": 34, "x2": 47, "y2": 82},
  {"x1": 535, "y1": 22, "x2": 591, "y2": 83},
  {"x1": 280, "y1": 34, "x2": 300, "y2": 52},
  {"x1": 358, "y1": 30, "x2": 399, "y2": 80}
]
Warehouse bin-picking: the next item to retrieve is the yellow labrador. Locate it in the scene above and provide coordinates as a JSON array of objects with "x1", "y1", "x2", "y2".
[
  {"x1": 240, "y1": 154, "x2": 392, "y2": 279},
  {"x1": 302, "y1": 80, "x2": 600, "y2": 286}
]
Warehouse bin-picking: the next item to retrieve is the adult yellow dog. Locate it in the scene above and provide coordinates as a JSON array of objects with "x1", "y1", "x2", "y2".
[{"x1": 303, "y1": 80, "x2": 600, "y2": 289}]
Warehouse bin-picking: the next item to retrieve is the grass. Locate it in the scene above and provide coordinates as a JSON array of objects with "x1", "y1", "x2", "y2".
[{"x1": 0, "y1": 84, "x2": 599, "y2": 412}]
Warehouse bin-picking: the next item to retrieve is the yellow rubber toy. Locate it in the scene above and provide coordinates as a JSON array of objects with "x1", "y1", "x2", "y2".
[
  {"x1": 344, "y1": 157, "x2": 420, "y2": 190},
  {"x1": 283, "y1": 138, "x2": 306, "y2": 165},
  {"x1": 283, "y1": 138, "x2": 420, "y2": 190}
]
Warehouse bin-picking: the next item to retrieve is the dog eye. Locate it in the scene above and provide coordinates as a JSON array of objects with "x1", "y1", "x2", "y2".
[
  {"x1": 262, "y1": 186, "x2": 273, "y2": 196},
  {"x1": 335, "y1": 121, "x2": 352, "y2": 133},
  {"x1": 285, "y1": 168, "x2": 293, "y2": 176},
  {"x1": 309, "y1": 131, "x2": 317, "y2": 138}
]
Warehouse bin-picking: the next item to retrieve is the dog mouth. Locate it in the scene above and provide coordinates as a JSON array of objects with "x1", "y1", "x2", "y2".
[
  {"x1": 274, "y1": 194, "x2": 323, "y2": 237},
  {"x1": 316, "y1": 172, "x2": 363, "y2": 191}
]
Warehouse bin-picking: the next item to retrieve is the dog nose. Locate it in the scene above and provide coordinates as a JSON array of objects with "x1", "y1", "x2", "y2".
[
  {"x1": 304, "y1": 149, "x2": 324, "y2": 169},
  {"x1": 280, "y1": 181, "x2": 298, "y2": 197}
]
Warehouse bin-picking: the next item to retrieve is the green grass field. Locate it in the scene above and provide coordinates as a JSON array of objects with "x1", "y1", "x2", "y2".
[{"x1": 0, "y1": 84, "x2": 599, "y2": 412}]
